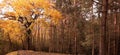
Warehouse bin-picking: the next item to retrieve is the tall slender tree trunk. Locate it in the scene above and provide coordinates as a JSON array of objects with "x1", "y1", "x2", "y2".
[
  {"x1": 118, "y1": 21, "x2": 120, "y2": 55},
  {"x1": 92, "y1": 26, "x2": 95, "y2": 55},
  {"x1": 99, "y1": 0, "x2": 108, "y2": 55},
  {"x1": 92, "y1": 3, "x2": 94, "y2": 55},
  {"x1": 114, "y1": 10, "x2": 119, "y2": 55}
]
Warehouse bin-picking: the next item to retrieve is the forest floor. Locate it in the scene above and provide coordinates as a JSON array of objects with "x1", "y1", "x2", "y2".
[
  {"x1": 6, "y1": 50, "x2": 71, "y2": 55},
  {"x1": 6, "y1": 50, "x2": 85, "y2": 55}
]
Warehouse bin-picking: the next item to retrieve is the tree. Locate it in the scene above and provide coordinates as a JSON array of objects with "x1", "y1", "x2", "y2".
[
  {"x1": 99, "y1": 0, "x2": 108, "y2": 55},
  {"x1": 0, "y1": 20, "x2": 27, "y2": 54},
  {"x1": 0, "y1": 0, "x2": 62, "y2": 49}
]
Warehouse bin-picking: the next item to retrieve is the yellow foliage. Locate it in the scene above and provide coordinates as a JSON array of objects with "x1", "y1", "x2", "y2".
[
  {"x1": 35, "y1": 18, "x2": 49, "y2": 26},
  {"x1": 1, "y1": 0, "x2": 62, "y2": 25},
  {"x1": 0, "y1": 20, "x2": 26, "y2": 45},
  {"x1": 9, "y1": 0, "x2": 55, "y2": 16},
  {"x1": 45, "y1": 9, "x2": 62, "y2": 24},
  {"x1": 5, "y1": 12, "x2": 18, "y2": 18}
]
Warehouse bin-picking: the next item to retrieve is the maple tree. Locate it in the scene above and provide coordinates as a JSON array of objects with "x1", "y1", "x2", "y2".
[
  {"x1": 0, "y1": 0, "x2": 62, "y2": 49},
  {"x1": 1, "y1": 0, "x2": 62, "y2": 27}
]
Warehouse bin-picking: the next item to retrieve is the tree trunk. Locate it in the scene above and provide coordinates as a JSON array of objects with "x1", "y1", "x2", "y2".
[{"x1": 99, "y1": 0, "x2": 108, "y2": 55}]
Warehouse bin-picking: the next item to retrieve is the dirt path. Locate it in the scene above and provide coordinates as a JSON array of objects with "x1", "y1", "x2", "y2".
[{"x1": 6, "y1": 50, "x2": 71, "y2": 55}]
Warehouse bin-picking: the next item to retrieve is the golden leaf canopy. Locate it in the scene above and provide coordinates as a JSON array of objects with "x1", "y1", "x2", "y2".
[
  {"x1": 1, "y1": 0, "x2": 62, "y2": 24},
  {"x1": 0, "y1": 20, "x2": 26, "y2": 36},
  {"x1": 0, "y1": 20, "x2": 26, "y2": 45}
]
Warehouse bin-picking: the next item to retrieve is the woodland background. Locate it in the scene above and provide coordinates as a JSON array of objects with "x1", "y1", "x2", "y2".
[{"x1": 0, "y1": 0, "x2": 120, "y2": 55}]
